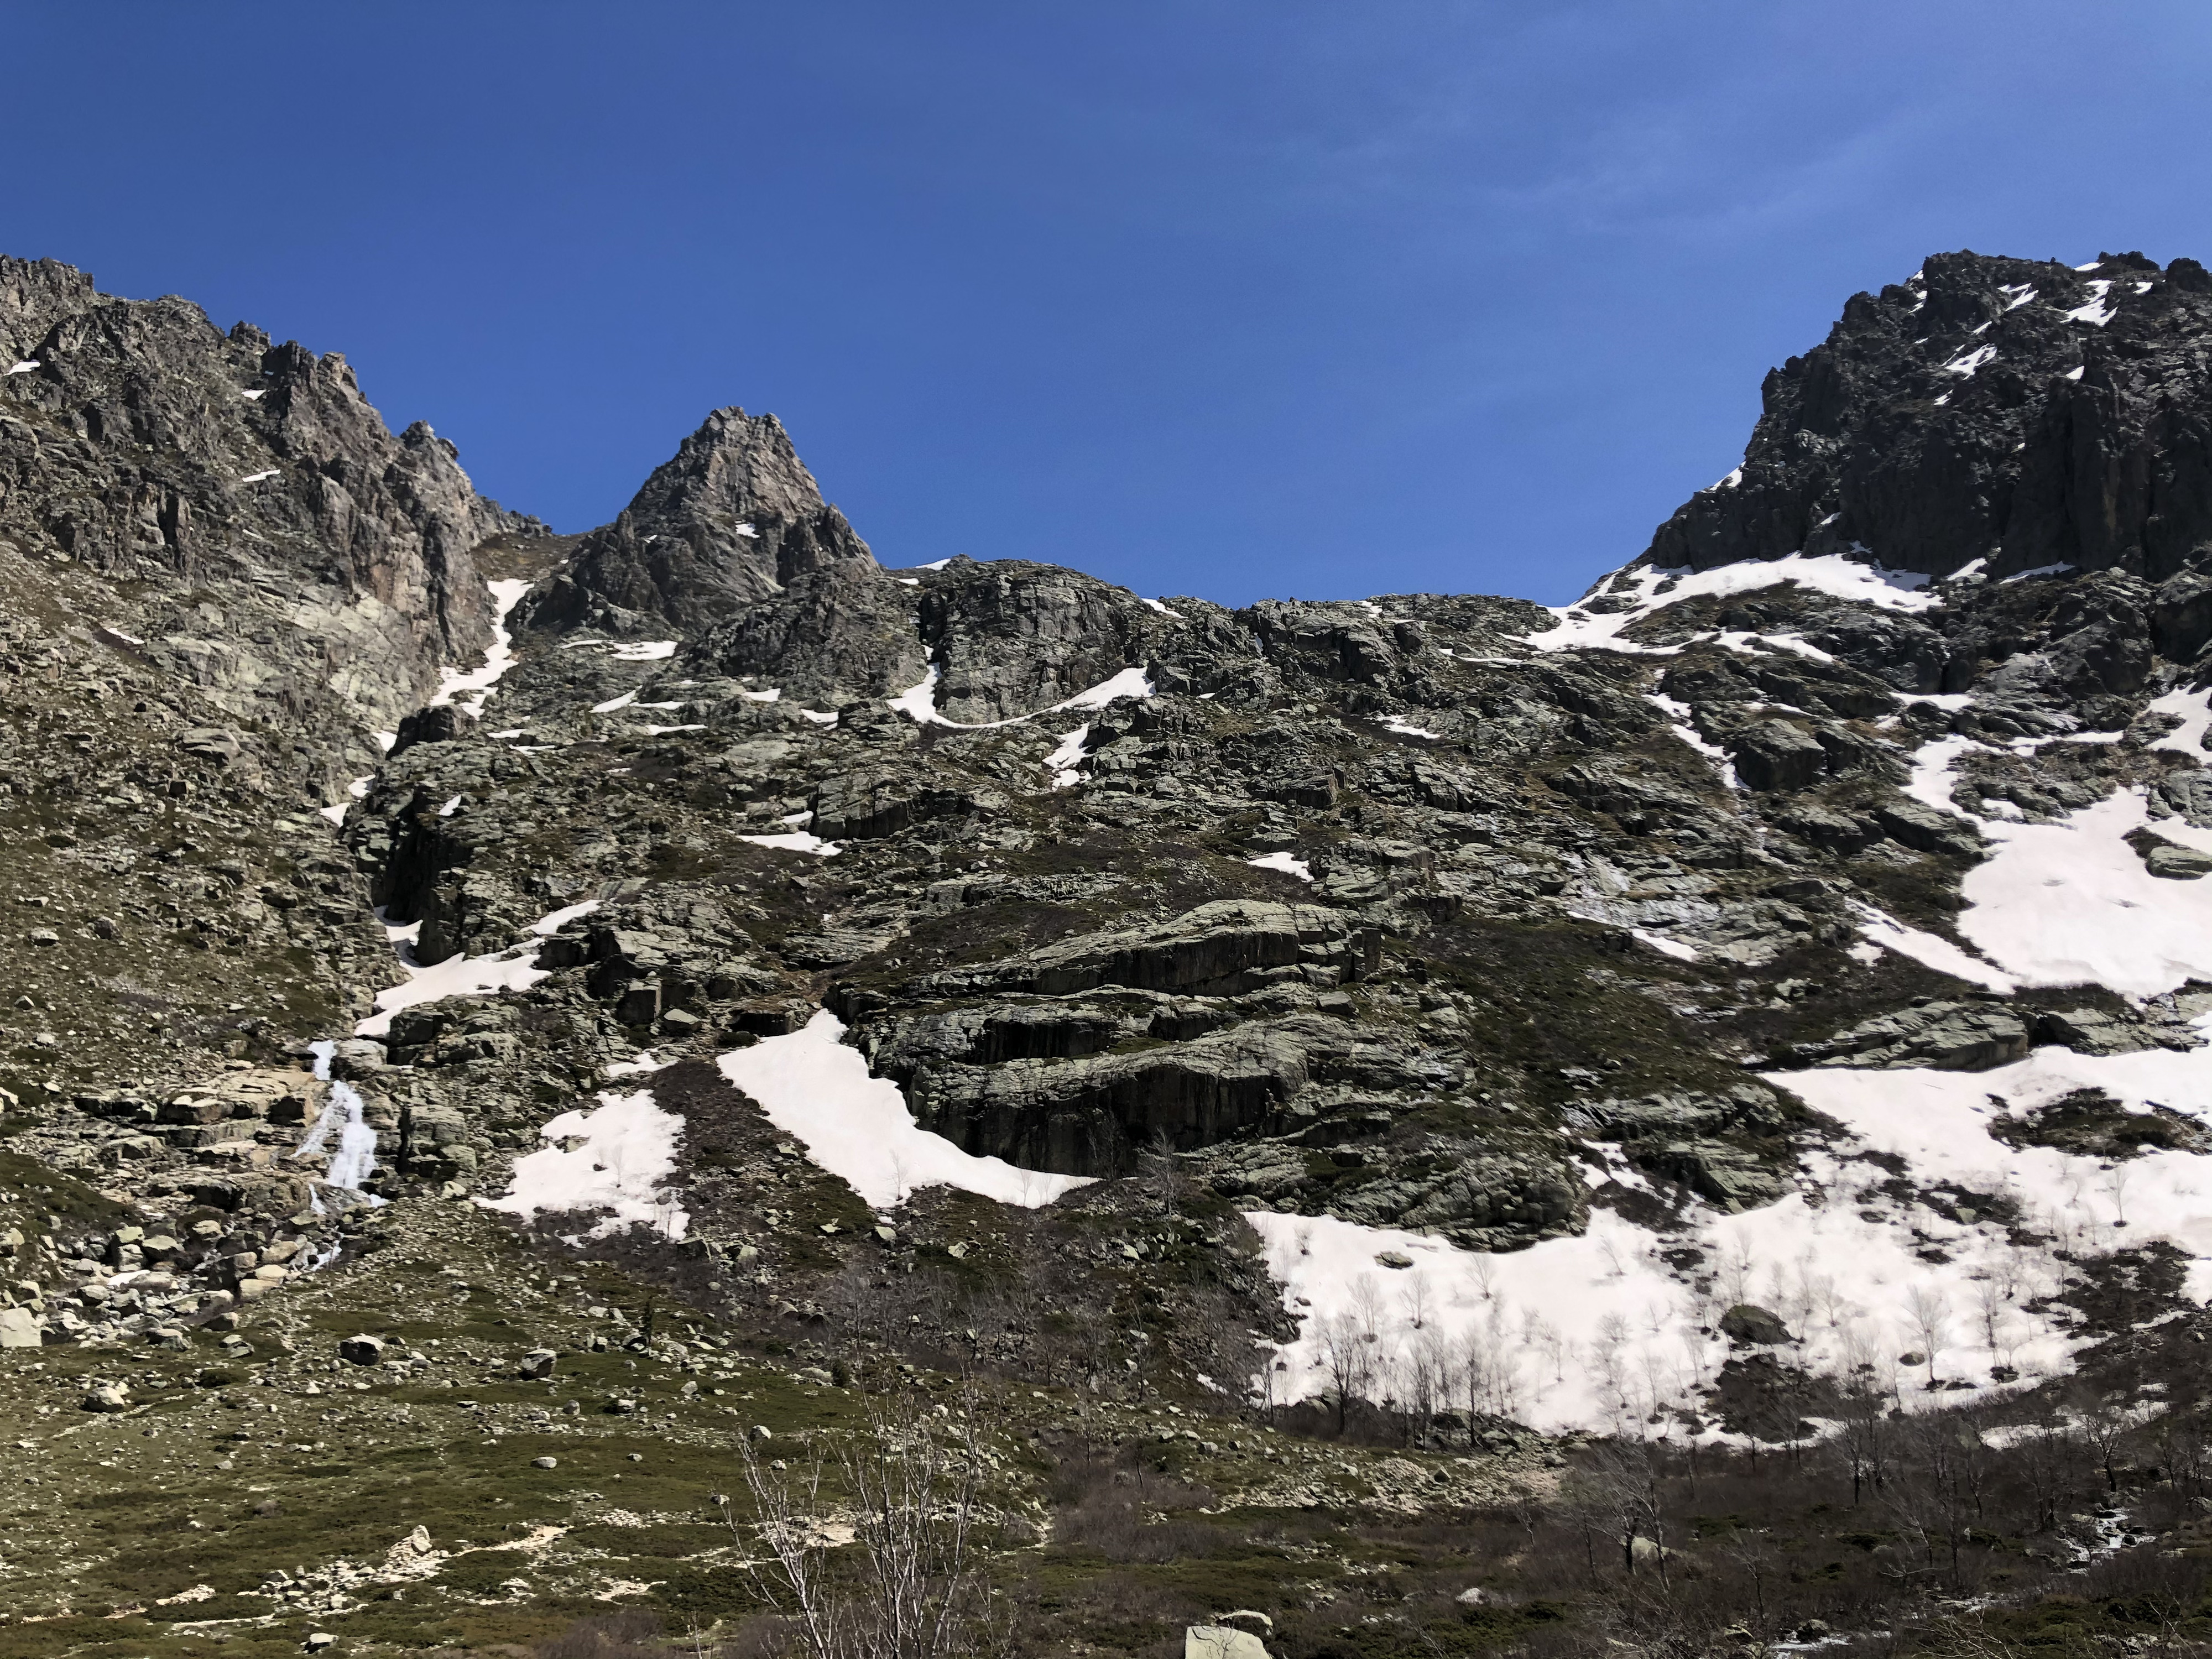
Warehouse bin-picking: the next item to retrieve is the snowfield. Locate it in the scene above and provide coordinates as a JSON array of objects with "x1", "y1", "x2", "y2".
[{"x1": 717, "y1": 1011, "x2": 1092, "y2": 1211}]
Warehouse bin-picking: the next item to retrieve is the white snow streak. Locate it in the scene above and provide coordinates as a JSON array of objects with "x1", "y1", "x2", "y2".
[{"x1": 717, "y1": 1010, "x2": 1091, "y2": 1210}]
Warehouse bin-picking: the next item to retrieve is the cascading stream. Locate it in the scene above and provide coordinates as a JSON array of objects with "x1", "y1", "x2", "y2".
[{"x1": 299, "y1": 1039, "x2": 385, "y2": 1220}]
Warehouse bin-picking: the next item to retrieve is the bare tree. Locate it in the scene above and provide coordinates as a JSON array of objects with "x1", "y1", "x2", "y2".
[
  {"x1": 1349, "y1": 1272, "x2": 1386, "y2": 1340},
  {"x1": 1398, "y1": 1272, "x2": 1434, "y2": 1332},
  {"x1": 1905, "y1": 1285, "x2": 1950, "y2": 1386},
  {"x1": 2075, "y1": 1389, "x2": 2136, "y2": 1494},
  {"x1": 735, "y1": 1387, "x2": 1010, "y2": 1659},
  {"x1": 1319, "y1": 1311, "x2": 1370, "y2": 1432}
]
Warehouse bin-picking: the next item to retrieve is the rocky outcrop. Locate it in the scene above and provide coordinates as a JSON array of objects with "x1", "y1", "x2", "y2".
[
  {"x1": 1645, "y1": 249, "x2": 2212, "y2": 583},
  {"x1": 0, "y1": 257, "x2": 534, "y2": 737},
  {"x1": 525, "y1": 406, "x2": 877, "y2": 633}
]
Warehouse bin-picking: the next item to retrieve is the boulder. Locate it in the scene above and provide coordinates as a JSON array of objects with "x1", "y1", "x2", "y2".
[
  {"x1": 0, "y1": 1306, "x2": 42, "y2": 1348},
  {"x1": 2146, "y1": 843, "x2": 2212, "y2": 880},
  {"x1": 1796, "y1": 1000, "x2": 2029, "y2": 1071},
  {"x1": 1874, "y1": 799, "x2": 1983, "y2": 857},
  {"x1": 1186, "y1": 1628, "x2": 1270, "y2": 1659},
  {"x1": 1726, "y1": 721, "x2": 1828, "y2": 792},
  {"x1": 1719, "y1": 1303, "x2": 1793, "y2": 1345},
  {"x1": 338, "y1": 1334, "x2": 387, "y2": 1365}
]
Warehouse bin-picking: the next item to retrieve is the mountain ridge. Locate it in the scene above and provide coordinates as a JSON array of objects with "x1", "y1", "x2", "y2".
[{"x1": 4, "y1": 247, "x2": 2212, "y2": 1658}]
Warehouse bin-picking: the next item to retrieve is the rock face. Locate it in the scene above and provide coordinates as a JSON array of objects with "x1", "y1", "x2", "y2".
[
  {"x1": 1646, "y1": 249, "x2": 2212, "y2": 583},
  {"x1": 525, "y1": 406, "x2": 876, "y2": 633},
  {"x1": 17, "y1": 243, "x2": 2212, "y2": 1501},
  {"x1": 0, "y1": 257, "x2": 536, "y2": 737}
]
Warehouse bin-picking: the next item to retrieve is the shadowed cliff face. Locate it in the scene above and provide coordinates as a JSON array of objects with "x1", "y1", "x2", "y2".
[{"x1": 1646, "y1": 249, "x2": 2212, "y2": 583}]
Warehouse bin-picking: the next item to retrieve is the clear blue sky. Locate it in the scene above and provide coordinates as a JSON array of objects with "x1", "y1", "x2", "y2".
[{"x1": 9, "y1": 2, "x2": 2208, "y2": 605}]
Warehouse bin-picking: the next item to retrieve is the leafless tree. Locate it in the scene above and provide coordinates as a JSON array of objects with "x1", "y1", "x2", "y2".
[
  {"x1": 1398, "y1": 1271, "x2": 1433, "y2": 1331},
  {"x1": 734, "y1": 1387, "x2": 1010, "y2": 1659},
  {"x1": 1905, "y1": 1284, "x2": 1950, "y2": 1385},
  {"x1": 1349, "y1": 1271, "x2": 1386, "y2": 1340},
  {"x1": 1318, "y1": 1311, "x2": 1370, "y2": 1432}
]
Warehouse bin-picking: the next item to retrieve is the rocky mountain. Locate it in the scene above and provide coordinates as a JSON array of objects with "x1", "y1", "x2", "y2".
[{"x1": 4, "y1": 249, "x2": 2212, "y2": 1659}]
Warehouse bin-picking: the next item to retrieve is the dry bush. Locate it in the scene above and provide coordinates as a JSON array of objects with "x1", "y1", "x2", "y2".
[
  {"x1": 535, "y1": 1611, "x2": 668, "y2": 1659},
  {"x1": 1049, "y1": 1443, "x2": 1224, "y2": 1563},
  {"x1": 734, "y1": 1386, "x2": 1013, "y2": 1659}
]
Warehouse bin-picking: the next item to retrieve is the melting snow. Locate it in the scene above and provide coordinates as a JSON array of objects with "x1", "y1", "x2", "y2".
[
  {"x1": 430, "y1": 578, "x2": 532, "y2": 715},
  {"x1": 1525, "y1": 554, "x2": 1937, "y2": 655},
  {"x1": 592, "y1": 691, "x2": 639, "y2": 714},
  {"x1": 482, "y1": 1088, "x2": 689, "y2": 1239},
  {"x1": 1046, "y1": 724, "x2": 1091, "y2": 788},
  {"x1": 1246, "y1": 851, "x2": 1313, "y2": 882},
  {"x1": 351, "y1": 897, "x2": 593, "y2": 1037},
  {"x1": 890, "y1": 665, "x2": 1154, "y2": 728},
  {"x1": 6, "y1": 360, "x2": 39, "y2": 374},
  {"x1": 2148, "y1": 686, "x2": 2212, "y2": 755},
  {"x1": 1848, "y1": 899, "x2": 2017, "y2": 993},
  {"x1": 717, "y1": 1010, "x2": 1092, "y2": 1209},
  {"x1": 239, "y1": 469, "x2": 279, "y2": 484},
  {"x1": 1383, "y1": 717, "x2": 1443, "y2": 740},
  {"x1": 1941, "y1": 345, "x2": 1997, "y2": 377},
  {"x1": 2063, "y1": 281, "x2": 2117, "y2": 326},
  {"x1": 1630, "y1": 928, "x2": 1699, "y2": 961},
  {"x1": 530, "y1": 900, "x2": 601, "y2": 935},
  {"x1": 1138, "y1": 596, "x2": 1183, "y2": 617},
  {"x1": 737, "y1": 831, "x2": 841, "y2": 857},
  {"x1": 1644, "y1": 693, "x2": 1738, "y2": 788}
]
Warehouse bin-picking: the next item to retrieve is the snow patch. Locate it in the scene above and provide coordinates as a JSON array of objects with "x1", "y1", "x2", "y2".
[
  {"x1": 1246, "y1": 851, "x2": 1313, "y2": 882},
  {"x1": 1630, "y1": 928, "x2": 1699, "y2": 961},
  {"x1": 716, "y1": 1010, "x2": 1091, "y2": 1209},
  {"x1": 1848, "y1": 900, "x2": 2017, "y2": 993},
  {"x1": 429, "y1": 578, "x2": 533, "y2": 716},
  {"x1": 737, "y1": 831, "x2": 842, "y2": 857},
  {"x1": 2063, "y1": 281, "x2": 2117, "y2": 326},
  {"x1": 2148, "y1": 686, "x2": 2212, "y2": 755},
  {"x1": 482, "y1": 1089, "x2": 688, "y2": 1239},
  {"x1": 1046, "y1": 724, "x2": 1091, "y2": 789},
  {"x1": 1524, "y1": 554, "x2": 1938, "y2": 655},
  {"x1": 890, "y1": 664, "x2": 1154, "y2": 728}
]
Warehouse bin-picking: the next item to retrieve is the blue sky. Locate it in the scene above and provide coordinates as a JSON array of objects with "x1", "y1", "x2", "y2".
[{"x1": 9, "y1": 2, "x2": 2209, "y2": 604}]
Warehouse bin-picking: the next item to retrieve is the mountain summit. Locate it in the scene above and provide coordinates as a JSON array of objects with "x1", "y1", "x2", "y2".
[
  {"x1": 528, "y1": 405, "x2": 878, "y2": 633},
  {"x1": 1647, "y1": 248, "x2": 2212, "y2": 581}
]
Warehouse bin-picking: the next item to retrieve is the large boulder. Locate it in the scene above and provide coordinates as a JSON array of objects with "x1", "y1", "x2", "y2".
[{"x1": 1186, "y1": 1629, "x2": 1270, "y2": 1659}]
